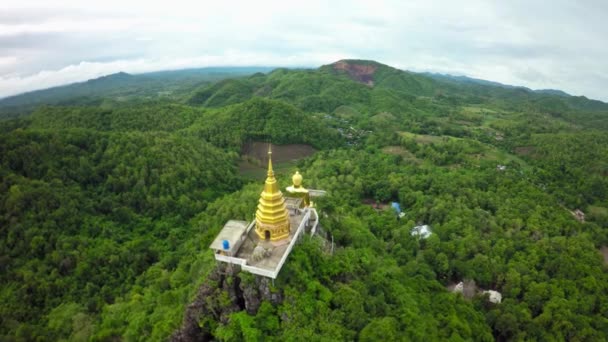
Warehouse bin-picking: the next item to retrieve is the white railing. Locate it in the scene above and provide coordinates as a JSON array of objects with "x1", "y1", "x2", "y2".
[
  {"x1": 308, "y1": 189, "x2": 327, "y2": 197},
  {"x1": 214, "y1": 254, "x2": 247, "y2": 265},
  {"x1": 309, "y1": 208, "x2": 319, "y2": 235},
  {"x1": 268, "y1": 210, "x2": 310, "y2": 279},
  {"x1": 245, "y1": 220, "x2": 256, "y2": 234},
  {"x1": 241, "y1": 264, "x2": 277, "y2": 278},
  {"x1": 215, "y1": 253, "x2": 279, "y2": 278}
]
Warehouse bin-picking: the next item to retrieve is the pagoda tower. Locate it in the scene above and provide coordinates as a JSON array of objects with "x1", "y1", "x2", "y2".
[{"x1": 255, "y1": 147, "x2": 291, "y2": 241}]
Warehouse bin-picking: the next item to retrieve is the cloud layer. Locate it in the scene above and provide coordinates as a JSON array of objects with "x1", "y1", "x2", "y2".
[{"x1": 1, "y1": 0, "x2": 607, "y2": 100}]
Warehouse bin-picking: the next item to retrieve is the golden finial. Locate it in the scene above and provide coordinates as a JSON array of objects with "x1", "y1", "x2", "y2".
[{"x1": 267, "y1": 144, "x2": 274, "y2": 177}]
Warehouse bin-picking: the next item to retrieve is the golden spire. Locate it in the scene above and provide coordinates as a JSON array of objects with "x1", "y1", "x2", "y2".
[
  {"x1": 255, "y1": 144, "x2": 290, "y2": 241},
  {"x1": 267, "y1": 145, "x2": 274, "y2": 177},
  {"x1": 263, "y1": 145, "x2": 278, "y2": 194}
]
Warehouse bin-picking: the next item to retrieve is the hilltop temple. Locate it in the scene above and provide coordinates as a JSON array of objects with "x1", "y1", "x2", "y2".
[{"x1": 209, "y1": 146, "x2": 325, "y2": 279}]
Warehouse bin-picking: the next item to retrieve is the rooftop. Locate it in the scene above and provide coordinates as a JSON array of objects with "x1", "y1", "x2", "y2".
[
  {"x1": 412, "y1": 224, "x2": 432, "y2": 239},
  {"x1": 209, "y1": 220, "x2": 249, "y2": 253}
]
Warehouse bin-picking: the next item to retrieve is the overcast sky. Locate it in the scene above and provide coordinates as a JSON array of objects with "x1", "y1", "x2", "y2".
[{"x1": 1, "y1": 0, "x2": 607, "y2": 101}]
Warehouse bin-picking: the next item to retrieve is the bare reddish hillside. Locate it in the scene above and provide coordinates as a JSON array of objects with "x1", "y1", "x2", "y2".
[{"x1": 332, "y1": 60, "x2": 377, "y2": 86}]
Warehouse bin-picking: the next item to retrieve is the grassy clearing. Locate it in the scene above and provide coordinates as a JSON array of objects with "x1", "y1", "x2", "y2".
[
  {"x1": 588, "y1": 206, "x2": 608, "y2": 216},
  {"x1": 461, "y1": 106, "x2": 498, "y2": 114},
  {"x1": 334, "y1": 105, "x2": 361, "y2": 119},
  {"x1": 381, "y1": 145, "x2": 415, "y2": 158},
  {"x1": 477, "y1": 147, "x2": 530, "y2": 166},
  {"x1": 514, "y1": 146, "x2": 537, "y2": 157},
  {"x1": 398, "y1": 130, "x2": 529, "y2": 170},
  {"x1": 398, "y1": 131, "x2": 449, "y2": 144},
  {"x1": 381, "y1": 146, "x2": 420, "y2": 163}
]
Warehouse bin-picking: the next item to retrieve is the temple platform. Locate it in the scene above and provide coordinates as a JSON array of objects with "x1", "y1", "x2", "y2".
[{"x1": 210, "y1": 207, "x2": 318, "y2": 279}]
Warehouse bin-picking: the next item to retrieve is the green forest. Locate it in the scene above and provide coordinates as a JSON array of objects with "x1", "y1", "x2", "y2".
[{"x1": 1, "y1": 60, "x2": 607, "y2": 341}]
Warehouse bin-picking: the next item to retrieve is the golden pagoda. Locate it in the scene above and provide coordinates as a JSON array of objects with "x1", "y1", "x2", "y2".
[
  {"x1": 286, "y1": 171, "x2": 311, "y2": 207},
  {"x1": 255, "y1": 147, "x2": 290, "y2": 241}
]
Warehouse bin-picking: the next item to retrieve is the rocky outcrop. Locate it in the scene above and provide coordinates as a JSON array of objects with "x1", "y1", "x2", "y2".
[
  {"x1": 171, "y1": 265, "x2": 283, "y2": 341},
  {"x1": 171, "y1": 266, "x2": 241, "y2": 342},
  {"x1": 241, "y1": 274, "x2": 283, "y2": 314}
]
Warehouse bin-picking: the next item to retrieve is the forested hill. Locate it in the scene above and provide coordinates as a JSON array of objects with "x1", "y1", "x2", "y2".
[
  {"x1": 1, "y1": 59, "x2": 608, "y2": 341},
  {"x1": 0, "y1": 67, "x2": 275, "y2": 119}
]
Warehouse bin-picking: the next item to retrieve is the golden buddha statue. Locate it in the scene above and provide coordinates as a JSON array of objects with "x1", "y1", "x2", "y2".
[{"x1": 286, "y1": 171, "x2": 310, "y2": 207}]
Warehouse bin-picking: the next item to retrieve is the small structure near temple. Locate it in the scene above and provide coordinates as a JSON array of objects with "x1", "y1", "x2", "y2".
[
  {"x1": 208, "y1": 220, "x2": 249, "y2": 257},
  {"x1": 209, "y1": 146, "x2": 324, "y2": 279},
  {"x1": 411, "y1": 224, "x2": 432, "y2": 239},
  {"x1": 483, "y1": 290, "x2": 503, "y2": 304},
  {"x1": 571, "y1": 209, "x2": 585, "y2": 222},
  {"x1": 450, "y1": 280, "x2": 502, "y2": 304}
]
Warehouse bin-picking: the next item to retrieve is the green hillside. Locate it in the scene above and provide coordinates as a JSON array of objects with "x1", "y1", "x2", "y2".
[
  {"x1": 0, "y1": 67, "x2": 274, "y2": 119},
  {"x1": 1, "y1": 60, "x2": 607, "y2": 341}
]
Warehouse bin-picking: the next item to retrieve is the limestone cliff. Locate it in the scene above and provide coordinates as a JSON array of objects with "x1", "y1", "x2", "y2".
[{"x1": 171, "y1": 265, "x2": 283, "y2": 341}]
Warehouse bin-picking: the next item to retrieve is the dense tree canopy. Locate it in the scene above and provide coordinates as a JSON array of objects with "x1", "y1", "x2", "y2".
[{"x1": 1, "y1": 60, "x2": 607, "y2": 341}]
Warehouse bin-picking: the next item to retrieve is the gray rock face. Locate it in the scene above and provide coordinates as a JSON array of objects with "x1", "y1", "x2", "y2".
[
  {"x1": 171, "y1": 265, "x2": 241, "y2": 342},
  {"x1": 171, "y1": 265, "x2": 283, "y2": 341},
  {"x1": 241, "y1": 274, "x2": 283, "y2": 314}
]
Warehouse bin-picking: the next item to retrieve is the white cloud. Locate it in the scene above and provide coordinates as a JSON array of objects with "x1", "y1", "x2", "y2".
[
  {"x1": 0, "y1": 53, "x2": 343, "y2": 97},
  {"x1": 0, "y1": 0, "x2": 607, "y2": 100}
]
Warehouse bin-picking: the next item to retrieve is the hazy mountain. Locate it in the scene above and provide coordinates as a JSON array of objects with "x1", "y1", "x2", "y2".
[
  {"x1": 0, "y1": 67, "x2": 275, "y2": 118},
  {"x1": 4, "y1": 61, "x2": 606, "y2": 121}
]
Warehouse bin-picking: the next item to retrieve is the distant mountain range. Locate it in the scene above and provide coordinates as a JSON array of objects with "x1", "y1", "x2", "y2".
[
  {"x1": 0, "y1": 67, "x2": 275, "y2": 118},
  {"x1": 421, "y1": 72, "x2": 571, "y2": 97},
  {"x1": 1, "y1": 60, "x2": 606, "y2": 120}
]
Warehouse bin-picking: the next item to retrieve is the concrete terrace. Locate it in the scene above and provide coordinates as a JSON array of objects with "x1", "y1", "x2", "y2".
[{"x1": 211, "y1": 207, "x2": 318, "y2": 279}]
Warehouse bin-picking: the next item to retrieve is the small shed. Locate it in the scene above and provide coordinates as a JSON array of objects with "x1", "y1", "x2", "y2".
[
  {"x1": 411, "y1": 224, "x2": 432, "y2": 239},
  {"x1": 209, "y1": 220, "x2": 249, "y2": 256},
  {"x1": 573, "y1": 209, "x2": 585, "y2": 222},
  {"x1": 483, "y1": 290, "x2": 502, "y2": 304},
  {"x1": 391, "y1": 202, "x2": 402, "y2": 214}
]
